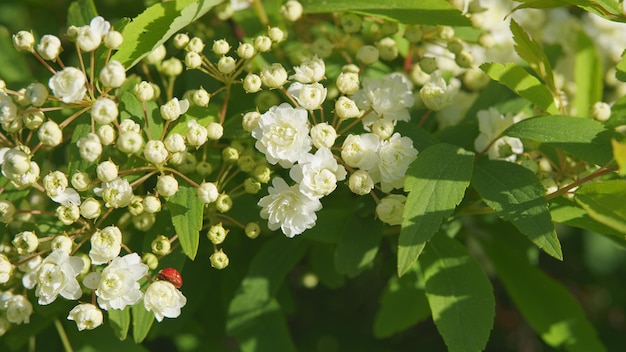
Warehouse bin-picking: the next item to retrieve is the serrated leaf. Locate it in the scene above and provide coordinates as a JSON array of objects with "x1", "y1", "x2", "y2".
[
  {"x1": 480, "y1": 62, "x2": 559, "y2": 115},
  {"x1": 503, "y1": 115, "x2": 613, "y2": 165},
  {"x1": 67, "y1": 0, "x2": 98, "y2": 27},
  {"x1": 373, "y1": 263, "x2": 430, "y2": 338},
  {"x1": 119, "y1": 91, "x2": 162, "y2": 140},
  {"x1": 574, "y1": 31, "x2": 603, "y2": 117},
  {"x1": 510, "y1": 19, "x2": 556, "y2": 93},
  {"x1": 398, "y1": 143, "x2": 474, "y2": 277},
  {"x1": 611, "y1": 139, "x2": 626, "y2": 176},
  {"x1": 108, "y1": 306, "x2": 130, "y2": 340},
  {"x1": 575, "y1": 180, "x2": 626, "y2": 234},
  {"x1": 512, "y1": 0, "x2": 625, "y2": 22},
  {"x1": 472, "y1": 159, "x2": 563, "y2": 260},
  {"x1": 300, "y1": 0, "x2": 471, "y2": 26},
  {"x1": 550, "y1": 197, "x2": 626, "y2": 237},
  {"x1": 168, "y1": 184, "x2": 204, "y2": 259},
  {"x1": 132, "y1": 304, "x2": 154, "y2": 344},
  {"x1": 227, "y1": 237, "x2": 308, "y2": 348},
  {"x1": 617, "y1": 50, "x2": 626, "y2": 82},
  {"x1": 483, "y1": 234, "x2": 607, "y2": 352},
  {"x1": 420, "y1": 234, "x2": 495, "y2": 352},
  {"x1": 334, "y1": 214, "x2": 383, "y2": 277},
  {"x1": 111, "y1": 0, "x2": 224, "y2": 70}
]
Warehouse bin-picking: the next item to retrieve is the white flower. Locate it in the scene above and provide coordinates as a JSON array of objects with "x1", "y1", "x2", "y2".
[
  {"x1": 336, "y1": 72, "x2": 360, "y2": 95},
  {"x1": 0, "y1": 93, "x2": 18, "y2": 124},
  {"x1": 117, "y1": 130, "x2": 143, "y2": 154},
  {"x1": 89, "y1": 226, "x2": 122, "y2": 265},
  {"x1": 290, "y1": 148, "x2": 347, "y2": 200},
  {"x1": 77, "y1": 133, "x2": 102, "y2": 162},
  {"x1": 96, "y1": 177, "x2": 133, "y2": 208},
  {"x1": 258, "y1": 177, "x2": 322, "y2": 237},
  {"x1": 375, "y1": 133, "x2": 418, "y2": 192},
  {"x1": 310, "y1": 122, "x2": 337, "y2": 149},
  {"x1": 260, "y1": 63, "x2": 288, "y2": 89},
  {"x1": 9, "y1": 161, "x2": 40, "y2": 190},
  {"x1": 160, "y1": 98, "x2": 189, "y2": 121},
  {"x1": 419, "y1": 73, "x2": 460, "y2": 111},
  {"x1": 144, "y1": 140, "x2": 168, "y2": 165},
  {"x1": 340, "y1": 133, "x2": 380, "y2": 170},
  {"x1": 288, "y1": 82, "x2": 327, "y2": 110},
  {"x1": 186, "y1": 120, "x2": 208, "y2": 147},
  {"x1": 37, "y1": 34, "x2": 62, "y2": 61},
  {"x1": 22, "y1": 250, "x2": 83, "y2": 305},
  {"x1": 0, "y1": 254, "x2": 12, "y2": 283},
  {"x1": 93, "y1": 253, "x2": 148, "y2": 310},
  {"x1": 38, "y1": 120, "x2": 63, "y2": 146},
  {"x1": 12, "y1": 231, "x2": 38, "y2": 255},
  {"x1": 335, "y1": 96, "x2": 361, "y2": 120},
  {"x1": 99, "y1": 60, "x2": 126, "y2": 88},
  {"x1": 49, "y1": 67, "x2": 87, "y2": 103},
  {"x1": 353, "y1": 73, "x2": 414, "y2": 127},
  {"x1": 5, "y1": 295, "x2": 33, "y2": 324},
  {"x1": 252, "y1": 103, "x2": 312, "y2": 168},
  {"x1": 291, "y1": 56, "x2": 325, "y2": 83},
  {"x1": 376, "y1": 194, "x2": 406, "y2": 226},
  {"x1": 0, "y1": 200, "x2": 15, "y2": 223},
  {"x1": 348, "y1": 169, "x2": 375, "y2": 195},
  {"x1": 197, "y1": 182, "x2": 219, "y2": 204},
  {"x1": 156, "y1": 174, "x2": 178, "y2": 197},
  {"x1": 143, "y1": 281, "x2": 187, "y2": 322},
  {"x1": 230, "y1": 0, "x2": 252, "y2": 11},
  {"x1": 165, "y1": 133, "x2": 186, "y2": 153},
  {"x1": 474, "y1": 107, "x2": 523, "y2": 161},
  {"x1": 91, "y1": 97, "x2": 118, "y2": 125},
  {"x1": 67, "y1": 303, "x2": 103, "y2": 331},
  {"x1": 90, "y1": 16, "x2": 111, "y2": 36},
  {"x1": 25, "y1": 82, "x2": 49, "y2": 107}
]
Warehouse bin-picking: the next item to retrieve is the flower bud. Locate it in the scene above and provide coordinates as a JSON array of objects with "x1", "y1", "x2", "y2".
[
  {"x1": 91, "y1": 97, "x2": 118, "y2": 124},
  {"x1": 215, "y1": 193, "x2": 232, "y2": 213},
  {"x1": 117, "y1": 130, "x2": 143, "y2": 154},
  {"x1": 254, "y1": 165, "x2": 271, "y2": 183},
  {"x1": 133, "y1": 212, "x2": 156, "y2": 231},
  {"x1": 280, "y1": 0, "x2": 303, "y2": 22},
  {"x1": 217, "y1": 56, "x2": 237, "y2": 74},
  {"x1": 207, "y1": 223, "x2": 228, "y2": 244},
  {"x1": 50, "y1": 235, "x2": 73, "y2": 254},
  {"x1": 310, "y1": 38, "x2": 334, "y2": 58},
  {"x1": 173, "y1": 33, "x2": 190, "y2": 49},
  {"x1": 133, "y1": 81, "x2": 155, "y2": 102},
  {"x1": 142, "y1": 253, "x2": 159, "y2": 270},
  {"x1": 96, "y1": 160, "x2": 118, "y2": 182},
  {"x1": 185, "y1": 51, "x2": 202, "y2": 69},
  {"x1": 371, "y1": 119, "x2": 394, "y2": 140},
  {"x1": 419, "y1": 57, "x2": 438, "y2": 74},
  {"x1": 221, "y1": 147, "x2": 238, "y2": 164},
  {"x1": 144, "y1": 44, "x2": 166, "y2": 65},
  {"x1": 341, "y1": 14, "x2": 362, "y2": 33},
  {"x1": 242, "y1": 111, "x2": 261, "y2": 132},
  {"x1": 348, "y1": 170, "x2": 374, "y2": 195},
  {"x1": 197, "y1": 182, "x2": 219, "y2": 204},
  {"x1": 243, "y1": 73, "x2": 262, "y2": 93},
  {"x1": 23, "y1": 110, "x2": 45, "y2": 129},
  {"x1": 25, "y1": 83, "x2": 48, "y2": 107},
  {"x1": 376, "y1": 194, "x2": 406, "y2": 225},
  {"x1": 192, "y1": 88, "x2": 210, "y2": 107},
  {"x1": 2, "y1": 148, "x2": 30, "y2": 175},
  {"x1": 160, "y1": 57, "x2": 183, "y2": 77},
  {"x1": 99, "y1": 60, "x2": 126, "y2": 88},
  {"x1": 13, "y1": 31, "x2": 35, "y2": 52},
  {"x1": 253, "y1": 35, "x2": 272, "y2": 52},
  {"x1": 210, "y1": 249, "x2": 229, "y2": 269},
  {"x1": 463, "y1": 68, "x2": 489, "y2": 91},
  {"x1": 235, "y1": 155, "x2": 255, "y2": 173},
  {"x1": 268, "y1": 27, "x2": 286, "y2": 42},
  {"x1": 195, "y1": 161, "x2": 213, "y2": 177},
  {"x1": 336, "y1": 72, "x2": 360, "y2": 95},
  {"x1": 97, "y1": 124, "x2": 116, "y2": 145},
  {"x1": 77, "y1": 133, "x2": 102, "y2": 162},
  {"x1": 156, "y1": 175, "x2": 179, "y2": 197},
  {"x1": 447, "y1": 38, "x2": 464, "y2": 54},
  {"x1": 76, "y1": 25, "x2": 102, "y2": 52},
  {"x1": 478, "y1": 32, "x2": 495, "y2": 48},
  {"x1": 164, "y1": 133, "x2": 186, "y2": 153},
  {"x1": 335, "y1": 96, "x2": 360, "y2": 120},
  {"x1": 80, "y1": 197, "x2": 101, "y2": 219},
  {"x1": 356, "y1": 45, "x2": 379, "y2": 65},
  {"x1": 12, "y1": 231, "x2": 38, "y2": 254},
  {"x1": 71, "y1": 171, "x2": 91, "y2": 191},
  {"x1": 104, "y1": 30, "x2": 123, "y2": 49},
  {"x1": 591, "y1": 101, "x2": 611, "y2": 122},
  {"x1": 404, "y1": 25, "x2": 423, "y2": 43},
  {"x1": 237, "y1": 42, "x2": 256, "y2": 59},
  {"x1": 186, "y1": 120, "x2": 208, "y2": 147},
  {"x1": 152, "y1": 235, "x2": 171, "y2": 256},
  {"x1": 212, "y1": 39, "x2": 231, "y2": 55},
  {"x1": 244, "y1": 177, "x2": 262, "y2": 194},
  {"x1": 38, "y1": 120, "x2": 63, "y2": 146},
  {"x1": 68, "y1": 303, "x2": 103, "y2": 331},
  {"x1": 0, "y1": 254, "x2": 13, "y2": 283},
  {"x1": 160, "y1": 98, "x2": 189, "y2": 121},
  {"x1": 57, "y1": 204, "x2": 80, "y2": 225},
  {"x1": 310, "y1": 122, "x2": 337, "y2": 149},
  {"x1": 186, "y1": 37, "x2": 205, "y2": 53},
  {"x1": 245, "y1": 222, "x2": 261, "y2": 239},
  {"x1": 454, "y1": 51, "x2": 473, "y2": 68},
  {"x1": 144, "y1": 140, "x2": 168, "y2": 165},
  {"x1": 377, "y1": 37, "x2": 398, "y2": 61},
  {"x1": 260, "y1": 63, "x2": 288, "y2": 89},
  {"x1": 0, "y1": 200, "x2": 16, "y2": 223},
  {"x1": 202, "y1": 122, "x2": 223, "y2": 142}
]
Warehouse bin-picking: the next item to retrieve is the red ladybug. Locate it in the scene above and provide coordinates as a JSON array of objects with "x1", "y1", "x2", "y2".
[{"x1": 156, "y1": 268, "x2": 183, "y2": 289}]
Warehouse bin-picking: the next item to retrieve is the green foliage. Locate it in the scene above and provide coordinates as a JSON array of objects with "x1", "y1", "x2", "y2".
[
  {"x1": 132, "y1": 303, "x2": 155, "y2": 343},
  {"x1": 169, "y1": 184, "x2": 204, "y2": 259},
  {"x1": 108, "y1": 307, "x2": 131, "y2": 340},
  {"x1": 574, "y1": 31, "x2": 603, "y2": 116},
  {"x1": 120, "y1": 91, "x2": 163, "y2": 140},
  {"x1": 67, "y1": 0, "x2": 98, "y2": 27},
  {"x1": 575, "y1": 180, "x2": 626, "y2": 234},
  {"x1": 334, "y1": 214, "x2": 383, "y2": 277}
]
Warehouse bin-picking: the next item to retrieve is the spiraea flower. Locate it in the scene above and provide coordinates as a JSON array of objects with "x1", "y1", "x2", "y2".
[
  {"x1": 353, "y1": 73, "x2": 414, "y2": 127},
  {"x1": 67, "y1": 303, "x2": 104, "y2": 331},
  {"x1": 96, "y1": 177, "x2": 133, "y2": 208},
  {"x1": 4, "y1": 294, "x2": 33, "y2": 324},
  {"x1": 289, "y1": 147, "x2": 347, "y2": 200},
  {"x1": 376, "y1": 194, "x2": 407, "y2": 226},
  {"x1": 86, "y1": 253, "x2": 148, "y2": 311},
  {"x1": 474, "y1": 107, "x2": 523, "y2": 161},
  {"x1": 89, "y1": 226, "x2": 123, "y2": 265},
  {"x1": 37, "y1": 35, "x2": 62, "y2": 61},
  {"x1": 49, "y1": 67, "x2": 87, "y2": 103},
  {"x1": 340, "y1": 133, "x2": 380, "y2": 170},
  {"x1": 143, "y1": 281, "x2": 187, "y2": 322},
  {"x1": 252, "y1": 103, "x2": 312, "y2": 168},
  {"x1": 290, "y1": 56, "x2": 326, "y2": 83},
  {"x1": 287, "y1": 82, "x2": 327, "y2": 110},
  {"x1": 22, "y1": 250, "x2": 84, "y2": 305},
  {"x1": 419, "y1": 72, "x2": 460, "y2": 111},
  {"x1": 258, "y1": 177, "x2": 322, "y2": 237},
  {"x1": 374, "y1": 133, "x2": 419, "y2": 192}
]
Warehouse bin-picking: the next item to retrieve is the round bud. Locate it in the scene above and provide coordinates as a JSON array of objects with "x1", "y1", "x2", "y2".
[
  {"x1": 419, "y1": 57, "x2": 438, "y2": 74},
  {"x1": 104, "y1": 30, "x2": 123, "y2": 49},
  {"x1": 244, "y1": 177, "x2": 262, "y2": 194},
  {"x1": 142, "y1": 253, "x2": 159, "y2": 270},
  {"x1": 25, "y1": 83, "x2": 48, "y2": 107},
  {"x1": 217, "y1": 56, "x2": 237, "y2": 74},
  {"x1": 215, "y1": 193, "x2": 233, "y2": 213},
  {"x1": 133, "y1": 81, "x2": 155, "y2": 102},
  {"x1": 128, "y1": 195, "x2": 144, "y2": 216},
  {"x1": 371, "y1": 119, "x2": 395, "y2": 140},
  {"x1": 245, "y1": 222, "x2": 261, "y2": 239},
  {"x1": 97, "y1": 124, "x2": 116, "y2": 145},
  {"x1": 237, "y1": 155, "x2": 256, "y2": 173},
  {"x1": 222, "y1": 146, "x2": 239, "y2": 163},
  {"x1": 478, "y1": 32, "x2": 495, "y2": 48},
  {"x1": 591, "y1": 101, "x2": 611, "y2": 122},
  {"x1": 268, "y1": 27, "x2": 286, "y2": 42},
  {"x1": 242, "y1": 111, "x2": 261, "y2": 132},
  {"x1": 144, "y1": 140, "x2": 168, "y2": 165},
  {"x1": 454, "y1": 51, "x2": 473, "y2": 68},
  {"x1": 71, "y1": 171, "x2": 91, "y2": 191},
  {"x1": 156, "y1": 175, "x2": 178, "y2": 197},
  {"x1": 91, "y1": 97, "x2": 118, "y2": 125},
  {"x1": 186, "y1": 120, "x2": 208, "y2": 147},
  {"x1": 192, "y1": 88, "x2": 210, "y2": 107},
  {"x1": 132, "y1": 212, "x2": 155, "y2": 231},
  {"x1": 280, "y1": 0, "x2": 303, "y2": 22},
  {"x1": 310, "y1": 122, "x2": 337, "y2": 149},
  {"x1": 38, "y1": 120, "x2": 63, "y2": 146},
  {"x1": 206, "y1": 122, "x2": 224, "y2": 141},
  {"x1": 336, "y1": 72, "x2": 360, "y2": 95},
  {"x1": 463, "y1": 68, "x2": 489, "y2": 91},
  {"x1": 151, "y1": 235, "x2": 171, "y2": 256},
  {"x1": 164, "y1": 133, "x2": 186, "y2": 153},
  {"x1": 13, "y1": 31, "x2": 35, "y2": 52},
  {"x1": 143, "y1": 195, "x2": 162, "y2": 213},
  {"x1": 99, "y1": 60, "x2": 126, "y2": 88},
  {"x1": 447, "y1": 38, "x2": 464, "y2": 54},
  {"x1": 160, "y1": 58, "x2": 183, "y2": 77},
  {"x1": 0, "y1": 200, "x2": 16, "y2": 223},
  {"x1": 116, "y1": 131, "x2": 143, "y2": 154},
  {"x1": 356, "y1": 45, "x2": 379, "y2": 65},
  {"x1": 236, "y1": 42, "x2": 256, "y2": 59},
  {"x1": 185, "y1": 51, "x2": 202, "y2": 69},
  {"x1": 253, "y1": 165, "x2": 271, "y2": 183},
  {"x1": 173, "y1": 33, "x2": 190, "y2": 49},
  {"x1": 96, "y1": 160, "x2": 118, "y2": 182},
  {"x1": 439, "y1": 26, "x2": 455, "y2": 40},
  {"x1": 12, "y1": 231, "x2": 38, "y2": 254},
  {"x1": 207, "y1": 223, "x2": 228, "y2": 245},
  {"x1": 376, "y1": 194, "x2": 406, "y2": 226},
  {"x1": 196, "y1": 161, "x2": 213, "y2": 177},
  {"x1": 340, "y1": 14, "x2": 362, "y2": 34},
  {"x1": 377, "y1": 37, "x2": 398, "y2": 61},
  {"x1": 212, "y1": 39, "x2": 231, "y2": 55},
  {"x1": 404, "y1": 25, "x2": 423, "y2": 43},
  {"x1": 80, "y1": 197, "x2": 101, "y2": 219},
  {"x1": 348, "y1": 170, "x2": 374, "y2": 195},
  {"x1": 310, "y1": 38, "x2": 334, "y2": 58},
  {"x1": 186, "y1": 37, "x2": 205, "y2": 53},
  {"x1": 260, "y1": 64, "x2": 288, "y2": 89},
  {"x1": 197, "y1": 182, "x2": 219, "y2": 204},
  {"x1": 210, "y1": 249, "x2": 229, "y2": 269},
  {"x1": 253, "y1": 35, "x2": 272, "y2": 52},
  {"x1": 51, "y1": 235, "x2": 73, "y2": 254},
  {"x1": 335, "y1": 96, "x2": 360, "y2": 120},
  {"x1": 243, "y1": 73, "x2": 262, "y2": 93},
  {"x1": 37, "y1": 34, "x2": 62, "y2": 60},
  {"x1": 156, "y1": 267, "x2": 183, "y2": 288}
]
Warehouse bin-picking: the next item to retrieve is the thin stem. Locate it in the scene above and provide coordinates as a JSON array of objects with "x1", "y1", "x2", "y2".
[
  {"x1": 142, "y1": 101, "x2": 152, "y2": 139},
  {"x1": 32, "y1": 51, "x2": 57, "y2": 75},
  {"x1": 59, "y1": 106, "x2": 92, "y2": 129},
  {"x1": 54, "y1": 319, "x2": 74, "y2": 352},
  {"x1": 164, "y1": 167, "x2": 200, "y2": 188},
  {"x1": 546, "y1": 165, "x2": 618, "y2": 200},
  {"x1": 219, "y1": 84, "x2": 231, "y2": 124}
]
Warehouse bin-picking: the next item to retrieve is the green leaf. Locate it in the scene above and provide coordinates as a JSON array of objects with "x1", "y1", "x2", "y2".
[
  {"x1": 575, "y1": 180, "x2": 626, "y2": 234},
  {"x1": 617, "y1": 50, "x2": 626, "y2": 82},
  {"x1": 300, "y1": 0, "x2": 471, "y2": 26},
  {"x1": 132, "y1": 304, "x2": 154, "y2": 344},
  {"x1": 108, "y1": 306, "x2": 130, "y2": 340},
  {"x1": 472, "y1": 159, "x2": 563, "y2": 260},
  {"x1": 373, "y1": 263, "x2": 430, "y2": 338},
  {"x1": 550, "y1": 197, "x2": 626, "y2": 237},
  {"x1": 480, "y1": 62, "x2": 559, "y2": 114},
  {"x1": 0, "y1": 29, "x2": 33, "y2": 85},
  {"x1": 482, "y1": 234, "x2": 607, "y2": 352},
  {"x1": 67, "y1": 0, "x2": 98, "y2": 27},
  {"x1": 166, "y1": 106, "x2": 217, "y2": 138},
  {"x1": 512, "y1": 0, "x2": 625, "y2": 22},
  {"x1": 503, "y1": 115, "x2": 613, "y2": 165},
  {"x1": 510, "y1": 19, "x2": 557, "y2": 94},
  {"x1": 334, "y1": 214, "x2": 383, "y2": 277},
  {"x1": 420, "y1": 234, "x2": 495, "y2": 352},
  {"x1": 227, "y1": 237, "x2": 308, "y2": 350},
  {"x1": 398, "y1": 143, "x2": 474, "y2": 277},
  {"x1": 310, "y1": 244, "x2": 345, "y2": 289},
  {"x1": 111, "y1": 0, "x2": 224, "y2": 69},
  {"x1": 574, "y1": 31, "x2": 603, "y2": 117},
  {"x1": 237, "y1": 299, "x2": 297, "y2": 352},
  {"x1": 168, "y1": 184, "x2": 204, "y2": 259},
  {"x1": 611, "y1": 139, "x2": 626, "y2": 176},
  {"x1": 119, "y1": 92, "x2": 162, "y2": 140}
]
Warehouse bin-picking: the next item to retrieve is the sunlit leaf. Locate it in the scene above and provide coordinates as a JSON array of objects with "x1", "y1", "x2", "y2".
[
  {"x1": 169, "y1": 184, "x2": 204, "y2": 259},
  {"x1": 67, "y1": 0, "x2": 98, "y2": 27},
  {"x1": 575, "y1": 180, "x2": 626, "y2": 234},
  {"x1": 574, "y1": 30, "x2": 603, "y2": 117},
  {"x1": 108, "y1": 306, "x2": 130, "y2": 340}
]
